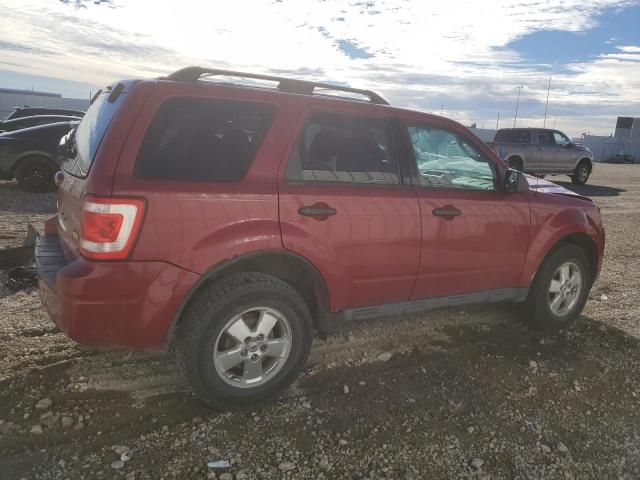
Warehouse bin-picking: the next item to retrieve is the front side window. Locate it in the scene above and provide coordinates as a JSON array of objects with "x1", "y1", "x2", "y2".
[
  {"x1": 135, "y1": 97, "x2": 275, "y2": 182},
  {"x1": 553, "y1": 131, "x2": 570, "y2": 146},
  {"x1": 286, "y1": 112, "x2": 399, "y2": 185},
  {"x1": 408, "y1": 125, "x2": 495, "y2": 191}
]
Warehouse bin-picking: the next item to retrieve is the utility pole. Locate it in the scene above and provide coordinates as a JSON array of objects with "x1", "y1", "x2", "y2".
[
  {"x1": 513, "y1": 86, "x2": 523, "y2": 127},
  {"x1": 440, "y1": 104, "x2": 444, "y2": 116},
  {"x1": 495, "y1": 112, "x2": 500, "y2": 130},
  {"x1": 543, "y1": 77, "x2": 551, "y2": 128}
]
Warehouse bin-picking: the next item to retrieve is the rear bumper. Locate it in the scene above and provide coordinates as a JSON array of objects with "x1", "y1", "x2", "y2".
[{"x1": 36, "y1": 234, "x2": 199, "y2": 349}]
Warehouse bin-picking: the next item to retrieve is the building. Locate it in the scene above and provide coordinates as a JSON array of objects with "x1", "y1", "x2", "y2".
[
  {"x1": 614, "y1": 117, "x2": 640, "y2": 140},
  {"x1": 0, "y1": 88, "x2": 89, "y2": 119}
]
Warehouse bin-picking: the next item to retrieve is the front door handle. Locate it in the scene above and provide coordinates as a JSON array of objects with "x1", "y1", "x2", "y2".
[
  {"x1": 432, "y1": 207, "x2": 461, "y2": 218},
  {"x1": 298, "y1": 203, "x2": 337, "y2": 220}
]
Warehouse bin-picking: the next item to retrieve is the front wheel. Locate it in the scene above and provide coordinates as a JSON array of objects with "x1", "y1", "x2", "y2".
[
  {"x1": 522, "y1": 243, "x2": 591, "y2": 332},
  {"x1": 571, "y1": 162, "x2": 590, "y2": 185},
  {"x1": 175, "y1": 272, "x2": 313, "y2": 409}
]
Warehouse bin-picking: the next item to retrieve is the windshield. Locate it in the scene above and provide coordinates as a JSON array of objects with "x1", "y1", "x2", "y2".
[{"x1": 63, "y1": 90, "x2": 122, "y2": 178}]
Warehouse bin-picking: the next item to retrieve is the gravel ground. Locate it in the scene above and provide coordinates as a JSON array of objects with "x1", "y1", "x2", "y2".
[{"x1": 1, "y1": 164, "x2": 639, "y2": 480}]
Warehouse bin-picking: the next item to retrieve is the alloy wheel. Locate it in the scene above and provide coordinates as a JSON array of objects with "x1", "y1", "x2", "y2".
[
  {"x1": 213, "y1": 307, "x2": 292, "y2": 388},
  {"x1": 548, "y1": 261, "x2": 582, "y2": 317}
]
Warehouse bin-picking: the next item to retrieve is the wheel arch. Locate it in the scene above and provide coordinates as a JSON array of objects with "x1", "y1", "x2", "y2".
[
  {"x1": 527, "y1": 231, "x2": 598, "y2": 289},
  {"x1": 557, "y1": 232, "x2": 598, "y2": 282},
  {"x1": 505, "y1": 154, "x2": 525, "y2": 171},
  {"x1": 506, "y1": 154, "x2": 524, "y2": 164},
  {"x1": 574, "y1": 157, "x2": 593, "y2": 172},
  {"x1": 167, "y1": 250, "x2": 332, "y2": 346}
]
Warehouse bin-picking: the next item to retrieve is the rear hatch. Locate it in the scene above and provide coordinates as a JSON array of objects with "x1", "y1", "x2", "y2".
[{"x1": 56, "y1": 83, "x2": 133, "y2": 260}]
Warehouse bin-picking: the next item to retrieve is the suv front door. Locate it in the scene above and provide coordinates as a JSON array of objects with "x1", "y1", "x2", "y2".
[
  {"x1": 403, "y1": 121, "x2": 530, "y2": 300},
  {"x1": 552, "y1": 130, "x2": 577, "y2": 172},
  {"x1": 278, "y1": 108, "x2": 421, "y2": 312},
  {"x1": 535, "y1": 130, "x2": 558, "y2": 173}
]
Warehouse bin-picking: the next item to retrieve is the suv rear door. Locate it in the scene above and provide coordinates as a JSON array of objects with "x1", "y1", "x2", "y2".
[
  {"x1": 278, "y1": 104, "x2": 421, "y2": 312},
  {"x1": 401, "y1": 118, "x2": 530, "y2": 299}
]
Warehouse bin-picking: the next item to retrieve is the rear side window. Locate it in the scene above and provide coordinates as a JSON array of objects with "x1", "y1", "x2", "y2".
[
  {"x1": 134, "y1": 97, "x2": 275, "y2": 182},
  {"x1": 66, "y1": 90, "x2": 122, "y2": 178},
  {"x1": 286, "y1": 112, "x2": 399, "y2": 185},
  {"x1": 494, "y1": 129, "x2": 531, "y2": 144}
]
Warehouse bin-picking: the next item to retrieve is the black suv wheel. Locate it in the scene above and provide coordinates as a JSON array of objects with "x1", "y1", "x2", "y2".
[{"x1": 14, "y1": 155, "x2": 57, "y2": 193}]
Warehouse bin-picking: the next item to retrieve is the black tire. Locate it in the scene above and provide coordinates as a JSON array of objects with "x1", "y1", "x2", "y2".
[
  {"x1": 523, "y1": 243, "x2": 591, "y2": 332},
  {"x1": 571, "y1": 161, "x2": 590, "y2": 185},
  {"x1": 175, "y1": 272, "x2": 313, "y2": 409},
  {"x1": 14, "y1": 156, "x2": 57, "y2": 193},
  {"x1": 508, "y1": 157, "x2": 523, "y2": 171}
]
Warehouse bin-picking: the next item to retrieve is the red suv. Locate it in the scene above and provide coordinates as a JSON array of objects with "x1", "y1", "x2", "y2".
[{"x1": 36, "y1": 67, "x2": 605, "y2": 408}]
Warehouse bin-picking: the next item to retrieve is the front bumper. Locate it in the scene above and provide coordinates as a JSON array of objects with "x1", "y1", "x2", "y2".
[{"x1": 35, "y1": 234, "x2": 199, "y2": 350}]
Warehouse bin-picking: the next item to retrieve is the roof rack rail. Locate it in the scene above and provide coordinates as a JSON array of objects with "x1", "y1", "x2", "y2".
[{"x1": 163, "y1": 66, "x2": 389, "y2": 105}]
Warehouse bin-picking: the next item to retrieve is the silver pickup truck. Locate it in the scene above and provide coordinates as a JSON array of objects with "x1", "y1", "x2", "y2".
[{"x1": 489, "y1": 128, "x2": 594, "y2": 185}]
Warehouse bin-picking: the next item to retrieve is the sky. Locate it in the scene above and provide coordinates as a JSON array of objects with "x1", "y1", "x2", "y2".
[{"x1": 0, "y1": 0, "x2": 638, "y2": 137}]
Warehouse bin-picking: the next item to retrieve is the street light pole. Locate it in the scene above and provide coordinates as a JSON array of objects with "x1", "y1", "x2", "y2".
[
  {"x1": 513, "y1": 85, "x2": 523, "y2": 128},
  {"x1": 543, "y1": 77, "x2": 551, "y2": 128}
]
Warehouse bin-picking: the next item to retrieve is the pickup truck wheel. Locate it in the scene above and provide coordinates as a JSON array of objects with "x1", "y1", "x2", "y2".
[
  {"x1": 571, "y1": 162, "x2": 590, "y2": 185},
  {"x1": 523, "y1": 243, "x2": 591, "y2": 332},
  {"x1": 14, "y1": 156, "x2": 56, "y2": 193},
  {"x1": 508, "y1": 157, "x2": 523, "y2": 171},
  {"x1": 175, "y1": 272, "x2": 313, "y2": 409}
]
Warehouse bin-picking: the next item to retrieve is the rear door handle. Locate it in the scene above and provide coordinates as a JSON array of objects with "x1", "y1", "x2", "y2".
[
  {"x1": 432, "y1": 207, "x2": 461, "y2": 218},
  {"x1": 298, "y1": 203, "x2": 337, "y2": 219}
]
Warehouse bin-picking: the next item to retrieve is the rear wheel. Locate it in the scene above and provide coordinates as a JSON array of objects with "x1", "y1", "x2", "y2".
[
  {"x1": 175, "y1": 272, "x2": 313, "y2": 409},
  {"x1": 571, "y1": 161, "x2": 590, "y2": 185},
  {"x1": 508, "y1": 157, "x2": 523, "y2": 171},
  {"x1": 14, "y1": 156, "x2": 56, "y2": 193},
  {"x1": 523, "y1": 243, "x2": 591, "y2": 332}
]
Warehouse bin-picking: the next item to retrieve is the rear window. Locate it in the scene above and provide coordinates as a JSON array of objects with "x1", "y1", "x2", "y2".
[
  {"x1": 63, "y1": 90, "x2": 121, "y2": 178},
  {"x1": 134, "y1": 97, "x2": 275, "y2": 182},
  {"x1": 494, "y1": 129, "x2": 531, "y2": 144}
]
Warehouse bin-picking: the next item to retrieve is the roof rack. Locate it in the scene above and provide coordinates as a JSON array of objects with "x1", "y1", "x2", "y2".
[{"x1": 163, "y1": 66, "x2": 389, "y2": 105}]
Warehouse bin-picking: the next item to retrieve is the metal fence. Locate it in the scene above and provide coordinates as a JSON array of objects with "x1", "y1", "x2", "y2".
[{"x1": 578, "y1": 135, "x2": 640, "y2": 163}]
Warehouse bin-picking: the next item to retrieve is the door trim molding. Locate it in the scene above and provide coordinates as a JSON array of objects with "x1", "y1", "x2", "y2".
[{"x1": 335, "y1": 287, "x2": 528, "y2": 323}]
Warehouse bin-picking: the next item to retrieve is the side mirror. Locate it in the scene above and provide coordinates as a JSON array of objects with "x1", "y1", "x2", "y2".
[{"x1": 504, "y1": 168, "x2": 529, "y2": 193}]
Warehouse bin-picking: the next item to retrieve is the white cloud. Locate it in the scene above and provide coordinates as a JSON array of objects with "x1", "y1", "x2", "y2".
[{"x1": 0, "y1": 0, "x2": 638, "y2": 136}]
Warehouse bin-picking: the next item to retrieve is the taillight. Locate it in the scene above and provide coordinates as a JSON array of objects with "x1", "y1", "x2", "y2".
[{"x1": 79, "y1": 195, "x2": 146, "y2": 260}]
